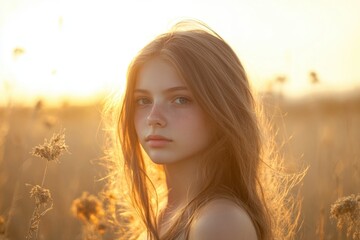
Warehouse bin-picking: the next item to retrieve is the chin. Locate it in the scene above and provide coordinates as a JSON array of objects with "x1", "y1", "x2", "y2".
[
  {"x1": 145, "y1": 150, "x2": 174, "y2": 165},
  {"x1": 148, "y1": 156, "x2": 172, "y2": 165},
  {"x1": 149, "y1": 156, "x2": 184, "y2": 165},
  {"x1": 150, "y1": 159, "x2": 167, "y2": 165}
]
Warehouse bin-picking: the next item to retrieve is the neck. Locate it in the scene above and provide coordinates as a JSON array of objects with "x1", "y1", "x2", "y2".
[
  {"x1": 163, "y1": 157, "x2": 203, "y2": 210},
  {"x1": 157, "y1": 157, "x2": 202, "y2": 237}
]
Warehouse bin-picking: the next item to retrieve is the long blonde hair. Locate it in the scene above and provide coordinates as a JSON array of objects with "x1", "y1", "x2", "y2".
[{"x1": 104, "y1": 20, "x2": 303, "y2": 240}]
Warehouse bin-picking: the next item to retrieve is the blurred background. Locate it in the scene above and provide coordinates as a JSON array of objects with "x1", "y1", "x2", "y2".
[{"x1": 0, "y1": 0, "x2": 359, "y2": 239}]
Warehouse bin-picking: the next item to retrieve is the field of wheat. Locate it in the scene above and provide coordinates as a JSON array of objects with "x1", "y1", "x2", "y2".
[{"x1": 0, "y1": 91, "x2": 359, "y2": 240}]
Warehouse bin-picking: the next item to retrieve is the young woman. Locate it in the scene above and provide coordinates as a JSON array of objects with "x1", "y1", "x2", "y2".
[{"x1": 104, "y1": 20, "x2": 301, "y2": 240}]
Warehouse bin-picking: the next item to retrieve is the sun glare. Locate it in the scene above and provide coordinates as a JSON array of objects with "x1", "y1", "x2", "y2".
[
  {"x1": 0, "y1": 0, "x2": 360, "y2": 106},
  {"x1": 0, "y1": 1, "x2": 168, "y2": 106}
]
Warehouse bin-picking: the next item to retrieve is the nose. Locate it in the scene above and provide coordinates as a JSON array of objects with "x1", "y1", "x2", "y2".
[{"x1": 146, "y1": 103, "x2": 167, "y2": 127}]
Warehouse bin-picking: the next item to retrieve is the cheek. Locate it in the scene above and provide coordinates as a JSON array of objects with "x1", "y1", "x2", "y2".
[
  {"x1": 180, "y1": 112, "x2": 214, "y2": 143},
  {"x1": 134, "y1": 111, "x2": 146, "y2": 135}
]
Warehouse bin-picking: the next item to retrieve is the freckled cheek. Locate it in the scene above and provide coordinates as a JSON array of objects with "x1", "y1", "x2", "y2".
[{"x1": 134, "y1": 111, "x2": 148, "y2": 135}]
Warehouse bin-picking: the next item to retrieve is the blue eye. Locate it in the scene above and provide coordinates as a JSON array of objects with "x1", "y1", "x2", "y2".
[
  {"x1": 136, "y1": 97, "x2": 152, "y2": 105},
  {"x1": 174, "y1": 97, "x2": 191, "y2": 105}
]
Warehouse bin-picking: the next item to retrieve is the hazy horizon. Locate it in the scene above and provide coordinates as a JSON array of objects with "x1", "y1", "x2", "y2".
[{"x1": 1, "y1": 0, "x2": 360, "y2": 106}]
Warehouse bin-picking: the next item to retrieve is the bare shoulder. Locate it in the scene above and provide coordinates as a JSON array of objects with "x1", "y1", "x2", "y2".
[{"x1": 188, "y1": 198, "x2": 258, "y2": 240}]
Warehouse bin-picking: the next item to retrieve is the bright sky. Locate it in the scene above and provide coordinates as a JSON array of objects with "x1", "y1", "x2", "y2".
[{"x1": 1, "y1": 0, "x2": 360, "y2": 106}]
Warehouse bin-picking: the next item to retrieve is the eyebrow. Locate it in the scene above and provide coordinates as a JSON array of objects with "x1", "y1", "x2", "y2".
[{"x1": 134, "y1": 86, "x2": 189, "y2": 94}]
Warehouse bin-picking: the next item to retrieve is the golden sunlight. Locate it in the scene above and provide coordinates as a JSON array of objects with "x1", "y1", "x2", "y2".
[
  {"x1": 1, "y1": 2, "x2": 360, "y2": 239},
  {"x1": 0, "y1": 0, "x2": 167, "y2": 106},
  {"x1": 0, "y1": 0, "x2": 360, "y2": 106}
]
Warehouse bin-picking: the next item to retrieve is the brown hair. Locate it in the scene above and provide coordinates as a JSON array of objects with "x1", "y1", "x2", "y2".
[{"x1": 104, "y1": 20, "x2": 303, "y2": 240}]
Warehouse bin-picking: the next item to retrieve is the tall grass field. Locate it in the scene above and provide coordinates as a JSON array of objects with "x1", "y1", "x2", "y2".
[{"x1": 0, "y1": 92, "x2": 359, "y2": 239}]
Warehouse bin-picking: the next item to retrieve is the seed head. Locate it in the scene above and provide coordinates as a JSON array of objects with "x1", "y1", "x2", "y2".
[
  {"x1": 330, "y1": 194, "x2": 360, "y2": 239},
  {"x1": 29, "y1": 185, "x2": 53, "y2": 207},
  {"x1": 71, "y1": 192, "x2": 105, "y2": 225},
  {"x1": 331, "y1": 195, "x2": 359, "y2": 217},
  {"x1": 31, "y1": 130, "x2": 68, "y2": 162}
]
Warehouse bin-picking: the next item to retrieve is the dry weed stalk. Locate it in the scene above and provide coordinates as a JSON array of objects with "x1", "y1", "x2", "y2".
[
  {"x1": 26, "y1": 129, "x2": 68, "y2": 240},
  {"x1": 71, "y1": 192, "x2": 106, "y2": 240},
  {"x1": 330, "y1": 193, "x2": 360, "y2": 239},
  {"x1": 25, "y1": 185, "x2": 53, "y2": 240}
]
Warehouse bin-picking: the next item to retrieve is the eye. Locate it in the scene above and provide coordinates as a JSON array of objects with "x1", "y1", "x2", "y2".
[
  {"x1": 135, "y1": 97, "x2": 152, "y2": 106},
  {"x1": 173, "y1": 97, "x2": 191, "y2": 105}
]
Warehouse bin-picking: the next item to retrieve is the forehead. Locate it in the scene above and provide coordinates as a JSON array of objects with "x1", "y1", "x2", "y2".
[{"x1": 136, "y1": 58, "x2": 185, "y2": 90}]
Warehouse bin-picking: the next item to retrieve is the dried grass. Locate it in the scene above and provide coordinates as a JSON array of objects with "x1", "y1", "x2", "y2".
[
  {"x1": 71, "y1": 192, "x2": 106, "y2": 240},
  {"x1": 25, "y1": 185, "x2": 53, "y2": 240},
  {"x1": 330, "y1": 194, "x2": 360, "y2": 239},
  {"x1": 31, "y1": 129, "x2": 68, "y2": 163},
  {"x1": 25, "y1": 129, "x2": 68, "y2": 240}
]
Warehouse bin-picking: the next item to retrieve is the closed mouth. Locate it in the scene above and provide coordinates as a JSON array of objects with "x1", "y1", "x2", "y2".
[{"x1": 145, "y1": 135, "x2": 172, "y2": 142}]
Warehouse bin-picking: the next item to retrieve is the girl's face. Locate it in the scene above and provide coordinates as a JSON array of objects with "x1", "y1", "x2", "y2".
[{"x1": 134, "y1": 58, "x2": 214, "y2": 165}]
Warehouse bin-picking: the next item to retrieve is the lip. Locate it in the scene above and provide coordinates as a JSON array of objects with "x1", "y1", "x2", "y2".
[{"x1": 145, "y1": 135, "x2": 172, "y2": 147}]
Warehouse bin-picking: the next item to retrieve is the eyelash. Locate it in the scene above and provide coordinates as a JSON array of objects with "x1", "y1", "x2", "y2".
[
  {"x1": 173, "y1": 96, "x2": 191, "y2": 104},
  {"x1": 134, "y1": 96, "x2": 192, "y2": 106},
  {"x1": 135, "y1": 97, "x2": 151, "y2": 106}
]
